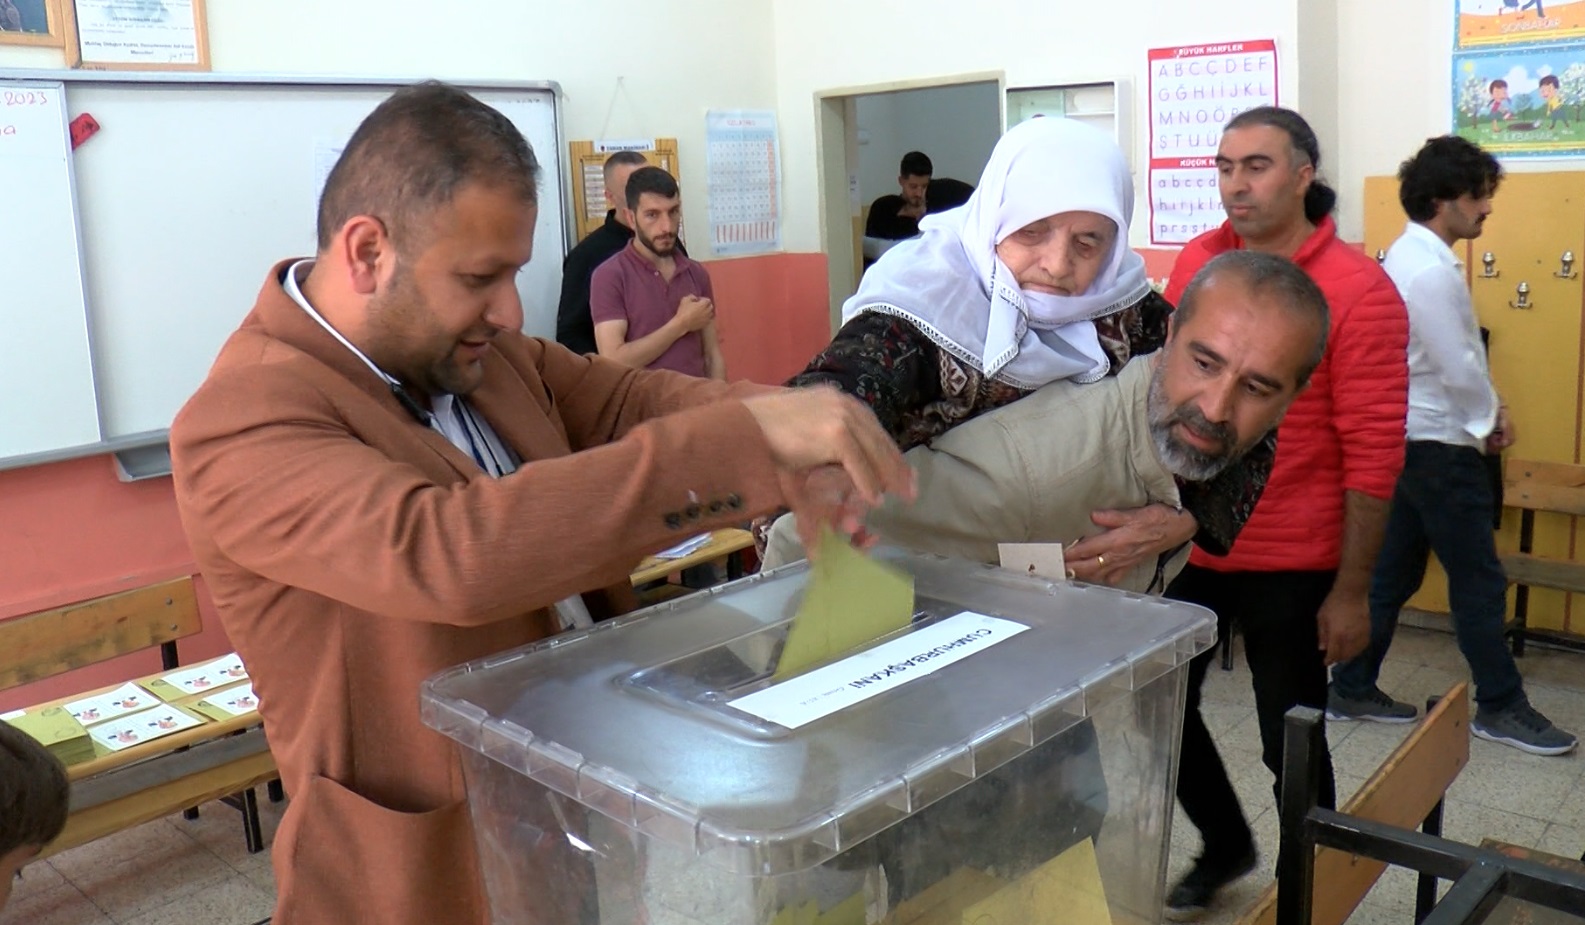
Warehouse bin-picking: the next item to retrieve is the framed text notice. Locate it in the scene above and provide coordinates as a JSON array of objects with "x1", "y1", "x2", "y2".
[
  {"x1": 74, "y1": 0, "x2": 209, "y2": 71},
  {"x1": 1147, "y1": 39, "x2": 1278, "y2": 245}
]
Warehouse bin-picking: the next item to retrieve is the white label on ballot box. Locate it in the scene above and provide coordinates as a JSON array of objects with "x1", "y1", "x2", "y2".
[{"x1": 730, "y1": 612, "x2": 1029, "y2": 729}]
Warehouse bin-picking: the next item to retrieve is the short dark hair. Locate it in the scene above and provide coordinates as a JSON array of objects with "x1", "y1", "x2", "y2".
[
  {"x1": 624, "y1": 165, "x2": 679, "y2": 210},
  {"x1": 0, "y1": 721, "x2": 69, "y2": 856},
  {"x1": 1225, "y1": 106, "x2": 1337, "y2": 224},
  {"x1": 1175, "y1": 250, "x2": 1331, "y2": 387},
  {"x1": 1541, "y1": 74, "x2": 1561, "y2": 90},
  {"x1": 316, "y1": 80, "x2": 541, "y2": 253},
  {"x1": 1397, "y1": 136, "x2": 1502, "y2": 223},
  {"x1": 900, "y1": 151, "x2": 933, "y2": 178},
  {"x1": 1490, "y1": 79, "x2": 1508, "y2": 92},
  {"x1": 602, "y1": 149, "x2": 648, "y2": 186}
]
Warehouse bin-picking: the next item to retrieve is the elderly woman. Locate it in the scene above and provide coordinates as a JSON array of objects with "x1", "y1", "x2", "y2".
[{"x1": 768, "y1": 117, "x2": 1271, "y2": 582}]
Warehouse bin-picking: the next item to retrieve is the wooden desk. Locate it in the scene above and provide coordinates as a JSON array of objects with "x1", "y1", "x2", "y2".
[
  {"x1": 25, "y1": 674, "x2": 261, "y2": 780},
  {"x1": 630, "y1": 528, "x2": 755, "y2": 587},
  {"x1": 15, "y1": 665, "x2": 275, "y2": 860}
]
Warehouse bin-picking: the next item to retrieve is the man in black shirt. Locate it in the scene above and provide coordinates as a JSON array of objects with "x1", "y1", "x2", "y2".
[
  {"x1": 865, "y1": 150, "x2": 933, "y2": 241},
  {"x1": 555, "y1": 151, "x2": 648, "y2": 354}
]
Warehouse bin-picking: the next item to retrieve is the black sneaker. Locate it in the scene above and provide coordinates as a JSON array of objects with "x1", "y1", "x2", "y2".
[
  {"x1": 1326, "y1": 684, "x2": 1418, "y2": 724},
  {"x1": 1473, "y1": 701, "x2": 1579, "y2": 756},
  {"x1": 1164, "y1": 846, "x2": 1258, "y2": 921}
]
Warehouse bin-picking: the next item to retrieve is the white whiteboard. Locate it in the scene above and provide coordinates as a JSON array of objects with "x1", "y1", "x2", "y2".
[
  {"x1": 0, "y1": 72, "x2": 567, "y2": 454},
  {"x1": 0, "y1": 80, "x2": 101, "y2": 459}
]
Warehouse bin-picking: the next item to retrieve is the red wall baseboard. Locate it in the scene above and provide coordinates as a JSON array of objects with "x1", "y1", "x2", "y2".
[
  {"x1": 703, "y1": 252, "x2": 833, "y2": 386},
  {"x1": 0, "y1": 458, "x2": 229, "y2": 711}
]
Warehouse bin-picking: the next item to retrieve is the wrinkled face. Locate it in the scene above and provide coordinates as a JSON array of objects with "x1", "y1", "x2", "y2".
[
  {"x1": 1440, "y1": 191, "x2": 1494, "y2": 242},
  {"x1": 994, "y1": 210, "x2": 1117, "y2": 297},
  {"x1": 0, "y1": 844, "x2": 40, "y2": 909},
  {"x1": 630, "y1": 191, "x2": 681, "y2": 257},
  {"x1": 1216, "y1": 125, "x2": 1313, "y2": 244},
  {"x1": 900, "y1": 173, "x2": 930, "y2": 208},
  {"x1": 603, "y1": 163, "x2": 642, "y2": 214},
  {"x1": 365, "y1": 182, "x2": 534, "y2": 397},
  {"x1": 1147, "y1": 274, "x2": 1316, "y2": 480}
]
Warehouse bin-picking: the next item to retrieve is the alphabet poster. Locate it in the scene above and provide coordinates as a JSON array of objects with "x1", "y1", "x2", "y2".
[{"x1": 1147, "y1": 40, "x2": 1279, "y2": 245}]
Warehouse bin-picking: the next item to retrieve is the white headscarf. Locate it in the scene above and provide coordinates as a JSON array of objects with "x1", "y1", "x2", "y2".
[{"x1": 844, "y1": 117, "x2": 1150, "y2": 389}]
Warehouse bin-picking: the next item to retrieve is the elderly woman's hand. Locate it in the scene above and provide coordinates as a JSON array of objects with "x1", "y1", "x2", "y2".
[{"x1": 1064, "y1": 504, "x2": 1197, "y2": 586}]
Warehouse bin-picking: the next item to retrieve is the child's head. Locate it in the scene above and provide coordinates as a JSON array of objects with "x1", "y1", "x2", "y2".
[
  {"x1": 1491, "y1": 79, "x2": 1509, "y2": 99},
  {"x1": 0, "y1": 722, "x2": 68, "y2": 909},
  {"x1": 1541, "y1": 74, "x2": 1560, "y2": 97}
]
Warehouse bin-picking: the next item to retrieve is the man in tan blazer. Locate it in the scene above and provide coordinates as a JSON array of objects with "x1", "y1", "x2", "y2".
[
  {"x1": 766, "y1": 250, "x2": 1331, "y2": 595},
  {"x1": 170, "y1": 82, "x2": 910, "y2": 925}
]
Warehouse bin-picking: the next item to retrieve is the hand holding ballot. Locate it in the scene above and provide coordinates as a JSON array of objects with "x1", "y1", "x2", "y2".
[
  {"x1": 774, "y1": 528, "x2": 915, "y2": 679},
  {"x1": 744, "y1": 386, "x2": 916, "y2": 512}
]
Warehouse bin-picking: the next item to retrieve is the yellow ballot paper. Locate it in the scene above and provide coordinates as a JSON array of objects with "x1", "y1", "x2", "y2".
[
  {"x1": 770, "y1": 892, "x2": 865, "y2": 925},
  {"x1": 960, "y1": 837, "x2": 1114, "y2": 925},
  {"x1": 774, "y1": 529, "x2": 914, "y2": 679}
]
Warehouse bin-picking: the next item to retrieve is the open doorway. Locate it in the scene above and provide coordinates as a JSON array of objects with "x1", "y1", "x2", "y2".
[{"x1": 815, "y1": 74, "x2": 1003, "y2": 330}]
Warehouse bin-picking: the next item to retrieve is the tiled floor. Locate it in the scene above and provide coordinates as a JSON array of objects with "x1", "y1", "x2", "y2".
[
  {"x1": 1, "y1": 795, "x2": 280, "y2": 925},
  {"x1": 1180, "y1": 626, "x2": 1585, "y2": 925},
  {"x1": 5, "y1": 625, "x2": 1581, "y2": 925}
]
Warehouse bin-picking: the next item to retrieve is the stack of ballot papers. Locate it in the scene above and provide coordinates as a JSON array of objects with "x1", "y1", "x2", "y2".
[
  {"x1": 85, "y1": 705, "x2": 203, "y2": 753},
  {"x1": 191, "y1": 681, "x2": 260, "y2": 722},
  {"x1": 64, "y1": 681, "x2": 157, "y2": 727},
  {"x1": 2, "y1": 705, "x2": 95, "y2": 765},
  {"x1": 653, "y1": 533, "x2": 713, "y2": 560},
  {"x1": 143, "y1": 652, "x2": 249, "y2": 701}
]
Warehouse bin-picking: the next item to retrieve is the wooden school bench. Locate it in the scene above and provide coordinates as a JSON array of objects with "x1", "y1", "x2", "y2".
[
  {"x1": 1235, "y1": 683, "x2": 1471, "y2": 925},
  {"x1": 1498, "y1": 458, "x2": 1585, "y2": 655},
  {"x1": 0, "y1": 577, "x2": 279, "y2": 860}
]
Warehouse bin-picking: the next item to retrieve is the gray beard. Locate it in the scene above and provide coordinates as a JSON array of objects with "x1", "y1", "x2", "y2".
[
  {"x1": 1151, "y1": 424, "x2": 1234, "y2": 482},
  {"x1": 1147, "y1": 367, "x2": 1238, "y2": 482}
]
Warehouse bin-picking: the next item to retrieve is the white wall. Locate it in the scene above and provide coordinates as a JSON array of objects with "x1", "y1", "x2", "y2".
[
  {"x1": 4, "y1": 0, "x2": 1533, "y2": 255},
  {"x1": 0, "y1": 0, "x2": 778, "y2": 258},
  {"x1": 772, "y1": 0, "x2": 1315, "y2": 252},
  {"x1": 1336, "y1": 0, "x2": 1453, "y2": 240},
  {"x1": 855, "y1": 81, "x2": 1001, "y2": 205}
]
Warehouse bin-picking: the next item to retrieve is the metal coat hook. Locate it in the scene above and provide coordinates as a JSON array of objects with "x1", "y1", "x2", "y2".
[
  {"x1": 1481, "y1": 252, "x2": 1500, "y2": 279},
  {"x1": 1375, "y1": 249, "x2": 1386, "y2": 264},
  {"x1": 1556, "y1": 250, "x2": 1578, "y2": 280},
  {"x1": 1510, "y1": 281, "x2": 1534, "y2": 310}
]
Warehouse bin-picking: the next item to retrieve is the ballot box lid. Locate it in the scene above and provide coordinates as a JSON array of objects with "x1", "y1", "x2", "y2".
[{"x1": 422, "y1": 548, "x2": 1215, "y2": 876}]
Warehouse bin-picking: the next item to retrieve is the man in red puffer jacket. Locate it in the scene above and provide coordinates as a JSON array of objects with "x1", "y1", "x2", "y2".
[{"x1": 1159, "y1": 107, "x2": 1409, "y2": 922}]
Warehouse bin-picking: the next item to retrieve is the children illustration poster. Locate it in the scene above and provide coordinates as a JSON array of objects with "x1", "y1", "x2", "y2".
[
  {"x1": 1452, "y1": 44, "x2": 1585, "y2": 155},
  {"x1": 1458, "y1": 0, "x2": 1585, "y2": 48}
]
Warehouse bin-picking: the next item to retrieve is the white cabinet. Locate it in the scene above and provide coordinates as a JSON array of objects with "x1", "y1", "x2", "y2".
[{"x1": 1006, "y1": 79, "x2": 1131, "y2": 163}]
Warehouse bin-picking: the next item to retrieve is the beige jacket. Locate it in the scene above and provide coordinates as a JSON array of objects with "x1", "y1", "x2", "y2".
[{"x1": 766, "y1": 356, "x2": 1187, "y2": 594}]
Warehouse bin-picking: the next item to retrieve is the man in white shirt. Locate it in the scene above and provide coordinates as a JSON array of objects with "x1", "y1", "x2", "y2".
[{"x1": 1327, "y1": 136, "x2": 1576, "y2": 756}]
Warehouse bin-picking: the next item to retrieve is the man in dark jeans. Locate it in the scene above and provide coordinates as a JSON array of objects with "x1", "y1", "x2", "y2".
[{"x1": 1327, "y1": 136, "x2": 1576, "y2": 757}]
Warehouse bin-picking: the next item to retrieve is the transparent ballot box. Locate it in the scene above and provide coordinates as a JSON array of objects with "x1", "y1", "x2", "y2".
[{"x1": 422, "y1": 550, "x2": 1216, "y2": 924}]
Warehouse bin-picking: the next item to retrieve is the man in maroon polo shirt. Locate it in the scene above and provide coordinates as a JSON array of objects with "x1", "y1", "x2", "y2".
[{"x1": 591, "y1": 166, "x2": 725, "y2": 379}]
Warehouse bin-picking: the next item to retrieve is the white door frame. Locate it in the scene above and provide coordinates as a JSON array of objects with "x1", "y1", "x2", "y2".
[{"x1": 812, "y1": 71, "x2": 1006, "y2": 331}]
